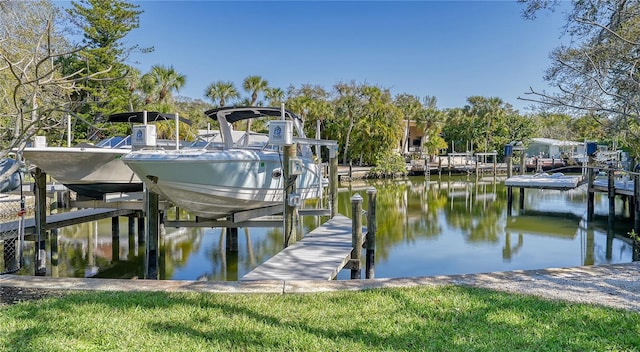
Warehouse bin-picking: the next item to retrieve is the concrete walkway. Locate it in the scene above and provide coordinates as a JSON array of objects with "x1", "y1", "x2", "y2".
[{"x1": 2, "y1": 262, "x2": 640, "y2": 312}]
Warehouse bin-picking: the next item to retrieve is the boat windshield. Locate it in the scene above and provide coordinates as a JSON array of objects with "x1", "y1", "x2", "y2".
[{"x1": 95, "y1": 136, "x2": 131, "y2": 149}]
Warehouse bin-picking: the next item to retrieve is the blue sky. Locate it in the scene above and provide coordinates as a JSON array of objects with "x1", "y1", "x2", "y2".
[{"x1": 124, "y1": 1, "x2": 568, "y2": 113}]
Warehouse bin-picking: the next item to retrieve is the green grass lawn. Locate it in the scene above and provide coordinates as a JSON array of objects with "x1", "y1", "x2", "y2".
[{"x1": 1, "y1": 285, "x2": 638, "y2": 351}]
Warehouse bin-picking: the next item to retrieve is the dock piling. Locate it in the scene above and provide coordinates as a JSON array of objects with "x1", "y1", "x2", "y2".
[
  {"x1": 226, "y1": 227, "x2": 238, "y2": 252},
  {"x1": 34, "y1": 167, "x2": 47, "y2": 276},
  {"x1": 283, "y1": 144, "x2": 298, "y2": 248},
  {"x1": 50, "y1": 229, "x2": 59, "y2": 277},
  {"x1": 145, "y1": 190, "x2": 160, "y2": 279},
  {"x1": 329, "y1": 146, "x2": 338, "y2": 218},
  {"x1": 635, "y1": 172, "x2": 640, "y2": 235},
  {"x1": 365, "y1": 188, "x2": 377, "y2": 279},
  {"x1": 350, "y1": 193, "x2": 363, "y2": 279},
  {"x1": 112, "y1": 216, "x2": 120, "y2": 262},
  {"x1": 608, "y1": 169, "x2": 616, "y2": 228}
]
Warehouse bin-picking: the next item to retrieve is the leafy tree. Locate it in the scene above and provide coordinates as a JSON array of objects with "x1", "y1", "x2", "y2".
[
  {"x1": 204, "y1": 80, "x2": 239, "y2": 108},
  {"x1": 531, "y1": 113, "x2": 573, "y2": 140},
  {"x1": 351, "y1": 85, "x2": 404, "y2": 166},
  {"x1": 56, "y1": 0, "x2": 149, "y2": 145},
  {"x1": 286, "y1": 84, "x2": 332, "y2": 140},
  {"x1": 333, "y1": 81, "x2": 365, "y2": 165},
  {"x1": 0, "y1": 0, "x2": 70, "y2": 150},
  {"x1": 62, "y1": 0, "x2": 146, "y2": 120},
  {"x1": 174, "y1": 96, "x2": 214, "y2": 131},
  {"x1": 520, "y1": 0, "x2": 640, "y2": 158}
]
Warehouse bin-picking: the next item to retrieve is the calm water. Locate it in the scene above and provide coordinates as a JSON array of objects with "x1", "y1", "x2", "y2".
[{"x1": 16, "y1": 175, "x2": 635, "y2": 280}]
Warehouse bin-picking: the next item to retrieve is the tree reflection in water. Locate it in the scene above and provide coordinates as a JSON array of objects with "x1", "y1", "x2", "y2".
[{"x1": 14, "y1": 175, "x2": 636, "y2": 280}]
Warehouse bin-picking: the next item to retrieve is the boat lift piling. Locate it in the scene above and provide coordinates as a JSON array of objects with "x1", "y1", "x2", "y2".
[
  {"x1": 365, "y1": 187, "x2": 377, "y2": 279},
  {"x1": 34, "y1": 167, "x2": 47, "y2": 276},
  {"x1": 349, "y1": 193, "x2": 363, "y2": 279},
  {"x1": 145, "y1": 190, "x2": 160, "y2": 279},
  {"x1": 283, "y1": 143, "x2": 298, "y2": 248}
]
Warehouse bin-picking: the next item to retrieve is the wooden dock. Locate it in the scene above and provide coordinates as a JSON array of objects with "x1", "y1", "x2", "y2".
[
  {"x1": 0, "y1": 208, "x2": 138, "y2": 240},
  {"x1": 504, "y1": 174, "x2": 585, "y2": 190},
  {"x1": 241, "y1": 214, "x2": 362, "y2": 281}
]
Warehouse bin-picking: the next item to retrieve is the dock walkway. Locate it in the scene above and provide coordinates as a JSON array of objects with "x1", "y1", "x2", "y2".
[{"x1": 241, "y1": 215, "x2": 359, "y2": 281}]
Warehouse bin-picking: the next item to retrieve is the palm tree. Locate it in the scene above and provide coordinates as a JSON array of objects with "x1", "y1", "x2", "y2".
[
  {"x1": 242, "y1": 75, "x2": 268, "y2": 132},
  {"x1": 394, "y1": 94, "x2": 422, "y2": 154},
  {"x1": 141, "y1": 65, "x2": 186, "y2": 105},
  {"x1": 205, "y1": 81, "x2": 239, "y2": 107},
  {"x1": 242, "y1": 75, "x2": 269, "y2": 106},
  {"x1": 264, "y1": 87, "x2": 285, "y2": 106},
  {"x1": 124, "y1": 67, "x2": 142, "y2": 111}
]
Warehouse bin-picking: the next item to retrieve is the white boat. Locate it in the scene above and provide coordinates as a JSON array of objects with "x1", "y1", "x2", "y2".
[
  {"x1": 20, "y1": 112, "x2": 190, "y2": 199},
  {"x1": 122, "y1": 107, "x2": 324, "y2": 220}
]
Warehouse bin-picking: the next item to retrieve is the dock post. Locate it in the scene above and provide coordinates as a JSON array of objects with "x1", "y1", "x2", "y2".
[
  {"x1": 112, "y1": 216, "x2": 120, "y2": 262},
  {"x1": 50, "y1": 229, "x2": 59, "y2": 277},
  {"x1": 350, "y1": 193, "x2": 363, "y2": 279},
  {"x1": 448, "y1": 154, "x2": 452, "y2": 177},
  {"x1": 520, "y1": 152, "x2": 526, "y2": 175},
  {"x1": 128, "y1": 214, "x2": 136, "y2": 258},
  {"x1": 505, "y1": 153, "x2": 513, "y2": 178},
  {"x1": 365, "y1": 187, "x2": 377, "y2": 279},
  {"x1": 329, "y1": 146, "x2": 338, "y2": 218},
  {"x1": 635, "y1": 172, "x2": 640, "y2": 235},
  {"x1": 55, "y1": 190, "x2": 69, "y2": 209},
  {"x1": 145, "y1": 191, "x2": 160, "y2": 279},
  {"x1": 226, "y1": 227, "x2": 238, "y2": 252},
  {"x1": 507, "y1": 186, "x2": 513, "y2": 216},
  {"x1": 608, "y1": 169, "x2": 616, "y2": 229},
  {"x1": 137, "y1": 211, "x2": 145, "y2": 245},
  {"x1": 519, "y1": 188, "x2": 525, "y2": 212},
  {"x1": 475, "y1": 156, "x2": 479, "y2": 175},
  {"x1": 34, "y1": 167, "x2": 47, "y2": 276},
  {"x1": 283, "y1": 144, "x2": 298, "y2": 248}
]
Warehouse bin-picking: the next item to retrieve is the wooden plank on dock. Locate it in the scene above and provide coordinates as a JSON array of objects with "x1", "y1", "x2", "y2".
[
  {"x1": 240, "y1": 214, "x2": 358, "y2": 281},
  {"x1": 0, "y1": 208, "x2": 137, "y2": 240},
  {"x1": 505, "y1": 174, "x2": 584, "y2": 190}
]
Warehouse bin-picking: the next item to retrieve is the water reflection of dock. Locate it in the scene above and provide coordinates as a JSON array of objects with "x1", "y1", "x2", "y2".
[{"x1": 504, "y1": 166, "x2": 640, "y2": 238}]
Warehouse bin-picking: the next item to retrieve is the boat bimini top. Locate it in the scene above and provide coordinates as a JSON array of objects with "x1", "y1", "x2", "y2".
[
  {"x1": 108, "y1": 111, "x2": 192, "y2": 125},
  {"x1": 203, "y1": 106, "x2": 307, "y2": 150},
  {"x1": 204, "y1": 106, "x2": 302, "y2": 124}
]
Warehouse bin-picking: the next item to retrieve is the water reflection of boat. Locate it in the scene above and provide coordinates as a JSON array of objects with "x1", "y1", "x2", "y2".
[
  {"x1": 123, "y1": 107, "x2": 324, "y2": 219},
  {"x1": 20, "y1": 112, "x2": 190, "y2": 199}
]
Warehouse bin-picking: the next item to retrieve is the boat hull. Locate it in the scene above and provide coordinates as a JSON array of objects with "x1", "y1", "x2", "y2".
[
  {"x1": 0, "y1": 158, "x2": 22, "y2": 193},
  {"x1": 123, "y1": 148, "x2": 322, "y2": 219},
  {"x1": 22, "y1": 147, "x2": 138, "y2": 198}
]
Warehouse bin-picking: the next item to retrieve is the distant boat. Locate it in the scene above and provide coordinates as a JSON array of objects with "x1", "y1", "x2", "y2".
[
  {"x1": 0, "y1": 157, "x2": 22, "y2": 193},
  {"x1": 122, "y1": 106, "x2": 325, "y2": 220},
  {"x1": 525, "y1": 157, "x2": 567, "y2": 172},
  {"x1": 20, "y1": 112, "x2": 190, "y2": 199}
]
